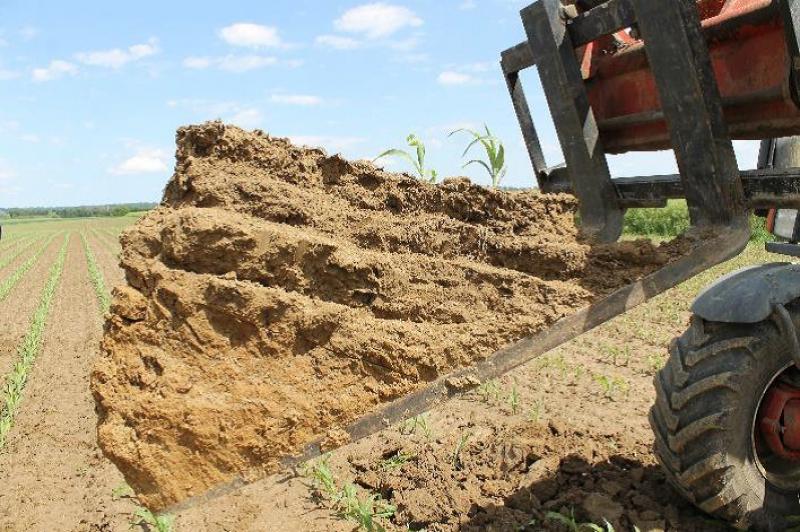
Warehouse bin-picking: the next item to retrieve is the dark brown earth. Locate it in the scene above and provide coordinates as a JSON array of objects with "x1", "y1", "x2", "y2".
[{"x1": 91, "y1": 121, "x2": 700, "y2": 511}]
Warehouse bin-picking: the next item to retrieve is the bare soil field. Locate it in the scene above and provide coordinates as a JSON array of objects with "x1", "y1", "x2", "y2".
[{"x1": 0, "y1": 210, "x2": 786, "y2": 531}]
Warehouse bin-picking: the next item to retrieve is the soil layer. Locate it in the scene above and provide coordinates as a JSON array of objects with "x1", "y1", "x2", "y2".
[{"x1": 92, "y1": 122, "x2": 695, "y2": 510}]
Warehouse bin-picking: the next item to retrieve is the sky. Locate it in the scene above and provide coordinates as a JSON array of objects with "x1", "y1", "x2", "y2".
[{"x1": 0, "y1": 0, "x2": 761, "y2": 208}]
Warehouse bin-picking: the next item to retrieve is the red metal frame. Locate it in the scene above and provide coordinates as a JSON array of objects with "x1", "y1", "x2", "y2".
[
  {"x1": 586, "y1": 0, "x2": 800, "y2": 153},
  {"x1": 759, "y1": 381, "x2": 800, "y2": 461}
]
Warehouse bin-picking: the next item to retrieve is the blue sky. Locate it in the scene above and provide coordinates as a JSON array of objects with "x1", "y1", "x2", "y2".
[{"x1": 0, "y1": 0, "x2": 760, "y2": 208}]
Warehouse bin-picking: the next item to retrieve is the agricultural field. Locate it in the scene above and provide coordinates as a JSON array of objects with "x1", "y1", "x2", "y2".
[{"x1": 0, "y1": 209, "x2": 788, "y2": 531}]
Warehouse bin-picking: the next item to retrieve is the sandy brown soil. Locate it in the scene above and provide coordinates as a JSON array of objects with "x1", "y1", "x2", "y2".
[
  {"x1": 0, "y1": 216, "x2": 779, "y2": 531},
  {"x1": 0, "y1": 231, "x2": 137, "y2": 531},
  {"x1": 176, "y1": 249, "x2": 772, "y2": 532},
  {"x1": 90, "y1": 122, "x2": 701, "y2": 510}
]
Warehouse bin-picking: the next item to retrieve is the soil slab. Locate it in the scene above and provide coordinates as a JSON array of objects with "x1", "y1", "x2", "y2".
[{"x1": 91, "y1": 121, "x2": 692, "y2": 510}]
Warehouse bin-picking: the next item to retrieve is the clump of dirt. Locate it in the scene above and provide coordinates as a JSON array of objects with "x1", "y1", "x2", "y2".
[
  {"x1": 345, "y1": 416, "x2": 713, "y2": 531},
  {"x1": 91, "y1": 121, "x2": 695, "y2": 510}
]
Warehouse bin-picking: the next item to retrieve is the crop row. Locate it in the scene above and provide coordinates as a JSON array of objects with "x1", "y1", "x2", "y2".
[
  {"x1": 0, "y1": 234, "x2": 69, "y2": 448},
  {"x1": 0, "y1": 233, "x2": 59, "y2": 303},
  {"x1": 81, "y1": 232, "x2": 111, "y2": 313},
  {"x1": 0, "y1": 237, "x2": 40, "y2": 272},
  {"x1": 92, "y1": 228, "x2": 121, "y2": 258},
  {"x1": 0, "y1": 234, "x2": 30, "y2": 254}
]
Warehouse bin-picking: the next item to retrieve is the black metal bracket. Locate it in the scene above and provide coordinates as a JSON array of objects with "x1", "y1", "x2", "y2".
[
  {"x1": 501, "y1": 0, "x2": 800, "y2": 236},
  {"x1": 632, "y1": 0, "x2": 746, "y2": 228},
  {"x1": 515, "y1": 0, "x2": 624, "y2": 243},
  {"x1": 780, "y1": 0, "x2": 800, "y2": 106}
]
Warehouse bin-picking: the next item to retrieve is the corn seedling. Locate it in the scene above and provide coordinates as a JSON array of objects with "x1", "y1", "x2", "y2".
[
  {"x1": 0, "y1": 234, "x2": 27, "y2": 253},
  {"x1": 600, "y1": 344, "x2": 632, "y2": 367},
  {"x1": 375, "y1": 134, "x2": 438, "y2": 183},
  {"x1": 338, "y1": 483, "x2": 396, "y2": 532},
  {"x1": 0, "y1": 233, "x2": 58, "y2": 303},
  {"x1": 546, "y1": 510, "x2": 615, "y2": 532},
  {"x1": 0, "y1": 235, "x2": 68, "y2": 448},
  {"x1": 379, "y1": 451, "x2": 415, "y2": 472},
  {"x1": 528, "y1": 399, "x2": 546, "y2": 424},
  {"x1": 477, "y1": 379, "x2": 502, "y2": 404},
  {"x1": 399, "y1": 414, "x2": 433, "y2": 439},
  {"x1": 81, "y1": 232, "x2": 111, "y2": 313},
  {"x1": 593, "y1": 374, "x2": 630, "y2": 401},
  {"x1": 449, "y1": 125, "x2": 506, "y2": 188},
  {"x1": 452, "y1": 431, "x2": 472, "y2": 470},
  {"x1": 112, "y1": 483, "x2": 135, "y2": 500},
  {"x1": 0, "y1": 237, "x2": 39, "y2": 272},
  {"x1": 305, "y1": 454, "x2": 339, "y2": 499},
  {"x1": 507, "y1": 382, "x2": 521, "y2": 414},
  {"x1": 130, "y1": 507, "x2": 175, "y2": 532},
  {"x1": 93, "y1": 228, "x2": 121, "y2": 257},
  {"x1": 304, "y1": 456, "x2": 395, "y2": 532},
  {"x1": 645, "y1": 353, "x2": 664, "y2": 375}
]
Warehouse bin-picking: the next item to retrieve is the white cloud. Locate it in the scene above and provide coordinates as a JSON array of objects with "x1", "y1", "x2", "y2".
[
  {"x1": 219, "y1": 23, "x2": 282, "y2": 48},
  {"x1": 183, "y1": 54, "x2": 277, "y2": 72},
  {"x1": 334, "y1": 3, "x2": 423, "y2": 39},
  {"x1": 437, "y1": 71, "x2": 474, "y2": 85},
  {"x1": 0, "y1": 120, "x2": 20, "y2": 133},
  {"x1": 270, "y1": 94, "x2": 322, "y2": 106},
  {"x1": 219, "y1": 54, "x2": 277, "y2": 72},
  {"x1": 228, "y1": 108, "x2": 264, "y2": 129},
  {"x1": 32, "y1": 60, "x2": 78, "y2": 82},
  {"x1": 316, "y1": 34, "x2": 361, "y2": 50},
  {"x1": 167, "y1": 99, "x2": 265, "y2": 128},
  {"x1": 0, "y1": 68, "x2": 20, "y2": 80},
  {"x1": 183, "y1": 56, "x2": 213, "y2": 69},
  {"x1": 20, "y1": 134, "x2": 40, "y2": 143},
  {"x1": 76, "y1": 38, "x2": 159, "y2": 69},
  {"x1": 110, "y1": 148, "x2": 170, "y2": 175},
  {"x1": 460, "y1": 0, "x2": 477, "y2": 9},
  {"x1": 19, "y1": 26, "x2": 39, "y2": 40}
]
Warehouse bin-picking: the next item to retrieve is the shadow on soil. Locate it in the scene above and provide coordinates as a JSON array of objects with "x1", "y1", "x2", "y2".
[{"x1": 457, "y1": 454, "x2": 730, "y2": 532}]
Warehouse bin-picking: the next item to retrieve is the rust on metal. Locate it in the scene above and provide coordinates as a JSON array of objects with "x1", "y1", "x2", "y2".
[
  {"x1": 586, "y1": 0, "x2": 800, "y2": 152},
  {"x1": 759, "y1": 382, "x2": 800, "y2": 460}
]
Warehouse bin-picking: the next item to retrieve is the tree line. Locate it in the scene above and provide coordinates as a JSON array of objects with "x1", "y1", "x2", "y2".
[{"x1": 0, "y1": 203, "x2": 157, "y2": 219}]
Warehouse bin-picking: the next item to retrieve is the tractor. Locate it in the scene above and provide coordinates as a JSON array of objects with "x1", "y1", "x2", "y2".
[{"x1": 500, "y1": 0, "x2": 800, "y2": 528}]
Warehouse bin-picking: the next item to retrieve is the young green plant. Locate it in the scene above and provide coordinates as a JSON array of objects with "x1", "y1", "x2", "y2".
[
  {"x1": 449, "y1": 125, "x2": 507, "y2": 188},
  {"x1": 81, "y1": 232, "x2": 111, "y2": 313},
  {"x1": 375, "y1": 134, "x2": 438, "y2": 183},
  {"x1": 0, "y1": 233, "x2": 58, "y2": 302},
  {"x1": 0, "y1": 235, "x2": 68, "y2": 448},
  {"x1": 130, "y1": 507, "x2": 175, "y2": 532},
  {"x1": 304, "y1": 455, "x2": 396, "y2": 532}
]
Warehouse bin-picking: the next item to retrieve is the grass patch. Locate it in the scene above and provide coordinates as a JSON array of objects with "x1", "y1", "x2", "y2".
[
  {"x1": 0, "y1": 233, "x2": 58, "y2": 303},
  {"x1": 81, "y1": 232, "x2": 111, "y2": 313},
  {"x1": 623, "y1": 199, "x2": 773, "y2": 242},
  {"x1": 0, "y1": 234, "x2": 69, "y2": 448}
]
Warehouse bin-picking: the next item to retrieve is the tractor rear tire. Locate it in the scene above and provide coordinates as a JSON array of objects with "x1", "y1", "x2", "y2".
[{"x1": 650, "y1": 312, "x2": 800, "y2": 531}]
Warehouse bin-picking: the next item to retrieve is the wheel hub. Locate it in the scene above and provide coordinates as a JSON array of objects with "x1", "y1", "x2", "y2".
[{"x1": 759, "y1": 382, "x2": 800, "y2": 460}]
